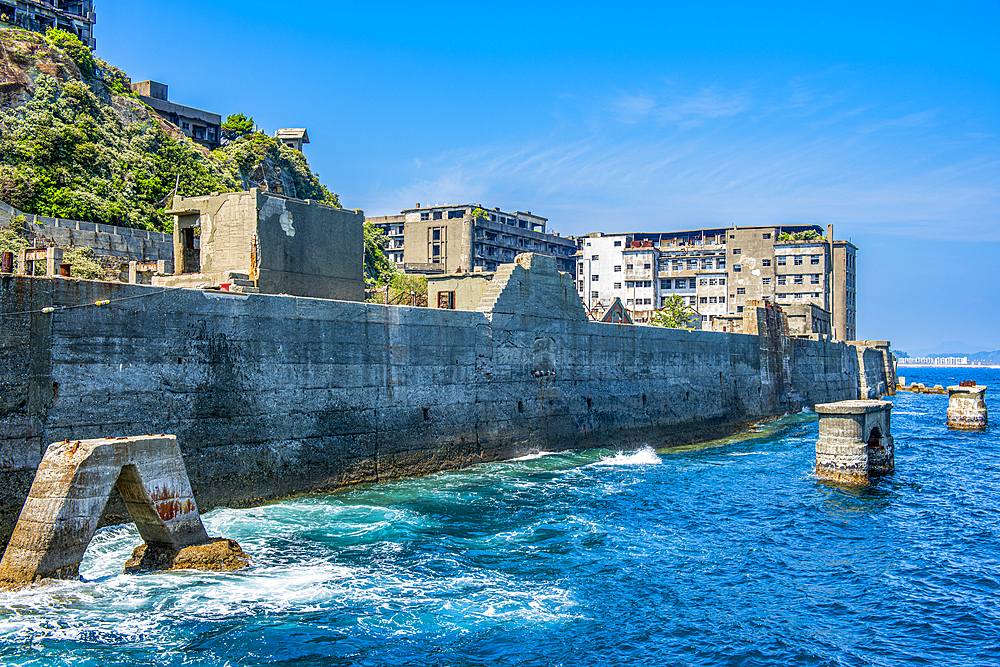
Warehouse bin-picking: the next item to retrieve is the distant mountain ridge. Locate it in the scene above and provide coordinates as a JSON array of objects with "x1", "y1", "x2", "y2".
[{"x1": 902, "y1": 340, "x2": 994, "y2": 357}]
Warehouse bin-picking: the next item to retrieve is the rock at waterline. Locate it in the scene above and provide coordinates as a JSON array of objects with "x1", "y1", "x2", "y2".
[{"x1": 124, "y1": 538, "x2": 250, "y2": 574}]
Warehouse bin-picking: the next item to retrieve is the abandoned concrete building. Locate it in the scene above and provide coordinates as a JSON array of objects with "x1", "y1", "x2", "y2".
[
  {"x1": 574, "y1": 225, "x2": 857, "y2": 340},
  {"x1": 154, "y1": 189, "x2": 364, "y2": 301},
  {"x1": 1, "y1": 1, "x2": 95, "y2": 48},
  {"x1": 367, "y1": 204, "x2": 577, "y2": 275},
  {"x1": 130, "y1": 81, "x2": 222, "y2": 149},
  {"x1": 275, "y1": 128, "x2": 309, "y2": 153}
]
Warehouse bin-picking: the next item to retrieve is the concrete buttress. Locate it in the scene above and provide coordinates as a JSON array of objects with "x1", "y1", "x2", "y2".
[
  {"x1": 814, "y1": 400, "x2": 894, "y2": 485},
  {"x1": 947, "y1": 385, "x2": 988, "y2": 430},
  {"x1": 0, "y1": 435, "x2": 244, "y2": 588}
]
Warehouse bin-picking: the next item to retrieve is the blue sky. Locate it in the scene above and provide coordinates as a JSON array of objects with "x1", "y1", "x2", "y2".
[{"x1": 97, "y1": 1, "x2": 999, "y2": 353}]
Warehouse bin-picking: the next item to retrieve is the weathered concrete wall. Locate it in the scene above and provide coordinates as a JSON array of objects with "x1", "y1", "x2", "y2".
[
  {"x1": 850, "y1": 344, "x2": 890, "y2": 399},
  {"x1": 0, "y1": 255, "x2": 863, "y2": 548},
  {"x1": 428, "y1": 272, "x2": 493, "y2": 310},
  {"x1": 815, "y1": 400, "x2": 894, "y2": 485},
  {"x1": 0, "y1": 201, "x2": 173, "y2": 263},
  {"x1": 162, "y1": 190, "x2": 364, "y2": 301}
]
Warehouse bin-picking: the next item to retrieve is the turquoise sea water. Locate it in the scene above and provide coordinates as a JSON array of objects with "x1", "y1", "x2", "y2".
[{"x1": 1, "y1": 367, "x2": 998, "y2": 666}]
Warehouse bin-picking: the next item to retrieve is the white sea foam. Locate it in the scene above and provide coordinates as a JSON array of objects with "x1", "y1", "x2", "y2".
[
  {"x1": 511, "y1": 451, "x2": 561, "y2": 461},
  {"x1": 593, "y1": 446, "x2": 661, "y2": 467}
]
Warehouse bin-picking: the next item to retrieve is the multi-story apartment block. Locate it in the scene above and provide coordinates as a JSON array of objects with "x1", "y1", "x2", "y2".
[
  {"x1": 2, "y1": 1, "x2": 96, "y2": 48},
  {"x1": 831, "y1": 239, "x2": 858, "y2": 344},
  {"x1": 130, "y1": 81, "x2": 222, "y2": 149},
  {"x1": 367, "y1": 204, "x2": 577, "y2": 275},
  {"x1": 575, "y1": 224, "x2": 857, "y2": 339},
  {"x1": 369, "y1": 214, "x2": 406, "y2": 268}
]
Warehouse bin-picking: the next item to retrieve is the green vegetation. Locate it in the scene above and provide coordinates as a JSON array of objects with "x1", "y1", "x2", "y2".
[
  {"x1": 0, "y1": 215, "x2": 29, "y2": 271},
  {"x1": 778, "y1": 230, "x2": 823, "y2": 242},
  {"x1": 367, "y1": 272, "x2": 428, "y2": 306},
  {"x1": 45, "y1": 28, "x2": 94, "y2": 77},
  {"x1": 363, "y1": 224, "x2": 397, "y2": 285},
  {"x1": 0, "y1": 27, "x2": 341, "y2": 234},
  {"x1": 650, "y1": 295, "x2": 698, "y2": 329},
  {"x1": 63, "y1": 246, "x2": 107, "y2": 279},
  {"x1": 221, "y1": 114, "x2": 255, "y2": 142},
  {"x1": 470, "y1": 206, "x2": 489, "y2": 220}
]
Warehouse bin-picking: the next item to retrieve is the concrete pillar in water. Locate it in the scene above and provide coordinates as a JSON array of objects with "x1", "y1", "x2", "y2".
[
  {"x1": 0, "y1": 435, "x2": 248, "y2": 590},
  {"x1": 947, "y1": 384, "x2": 988, "y2": 430},
  {"x1": 814, "y1": 400, "x2": 894, "y2": 485}
]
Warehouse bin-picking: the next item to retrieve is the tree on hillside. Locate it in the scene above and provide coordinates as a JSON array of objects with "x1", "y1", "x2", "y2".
[
  {"x1": 650, "y1": 295, "x2": 698, "y2": 329},
  {"x1": 363, "y1": 223, "x2": 397, "y2": 286},
  {"x1": 221, "y1": 114, "x2": 255, "y2": 142}
]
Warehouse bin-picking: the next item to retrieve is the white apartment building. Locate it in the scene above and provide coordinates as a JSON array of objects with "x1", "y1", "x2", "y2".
[{"x1": 574, "y1": 225, "x2": 857, "y2": 339}]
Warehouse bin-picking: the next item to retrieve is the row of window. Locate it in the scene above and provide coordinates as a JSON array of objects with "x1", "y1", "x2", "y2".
[
  {"x1": 778, "y1": 274, "x2": 821, "y2": 285},
  {"x1": 622, "y1": 296, "x2": 701, "y2": 307},
  {"x1": 420, "y1": 210, "x2": 467, "y2": 221},
  {"x1": 584, "y1": 259, "x2": 728, "y2": 272},
  {"x1": 585, "y1": 277, "x2": 720, "y2": 290},
  {"x1": 777, "y1": 255, "x2": 821, "y2": 266},
  {"x1": 698, "y1": 296, "x2": 726, "y2": 304},
  {"x1": 662, "y1": 258, "x2": 726, "y2": 270},
  {"x1": 732, "y1": 252, "x2": 821, "y2": 264}
]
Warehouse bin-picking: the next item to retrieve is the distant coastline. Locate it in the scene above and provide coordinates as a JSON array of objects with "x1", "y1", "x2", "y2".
[{"x1": 897, "y1": 363, "x2": 1000, "y2": 369}]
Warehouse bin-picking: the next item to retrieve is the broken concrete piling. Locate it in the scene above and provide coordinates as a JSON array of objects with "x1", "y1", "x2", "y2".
[
  {"x1": 947, "y1": 384, "x2": 988, "y2": 430},
  {"x1": 0, "y1": 435, "x2": 247, "y2": 589},
  {"x1": 815, "y1": 400, "x2": 894, "y2": 485}
]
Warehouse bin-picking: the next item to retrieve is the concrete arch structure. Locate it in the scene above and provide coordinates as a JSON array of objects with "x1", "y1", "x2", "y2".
[{"x1": 0, "y1": 435, "x2": 211, "y2": 586}]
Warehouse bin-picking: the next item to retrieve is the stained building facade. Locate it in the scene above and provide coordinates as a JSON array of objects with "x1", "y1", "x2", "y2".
[
  {"x1": 367, "y1": 204, "x2": 577, "y2": 276},
  {"x1": 574, "y1": 225, "x2": 857, "y2": 340}
]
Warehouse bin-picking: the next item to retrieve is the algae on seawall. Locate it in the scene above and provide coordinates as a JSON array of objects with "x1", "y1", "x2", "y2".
[{"x1": 658, "y1": 411, "x2": 818, "y2": 455}]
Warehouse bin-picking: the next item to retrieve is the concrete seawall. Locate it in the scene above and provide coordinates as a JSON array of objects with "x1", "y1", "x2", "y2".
[{"x1": 0, "y1": 255, "x2": 872, "y2": 548}]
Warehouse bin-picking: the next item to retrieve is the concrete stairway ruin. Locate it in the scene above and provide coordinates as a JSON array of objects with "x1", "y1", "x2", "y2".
[{"x1": 0, "y1": 435, "x2": 247, "y2": 590}]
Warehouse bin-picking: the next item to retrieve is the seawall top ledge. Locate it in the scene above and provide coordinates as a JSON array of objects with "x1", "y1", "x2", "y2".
[
  {"x1": 947, "y1": 384, "x2": 986, "y2": 394},
  {"x1": 814, "y1": 400, "x2": 892, "y2": 415}
]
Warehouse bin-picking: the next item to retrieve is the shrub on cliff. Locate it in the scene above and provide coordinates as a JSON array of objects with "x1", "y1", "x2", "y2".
[
  {"x1": 0, "y1": 72, "x2": 219, "y2": 229},
  {"x1": 44, "y1": 28, "x2": 95, "y2": 78},
  {"x1": 213, "y1": 133, "x2": 339, "y2": 205}
]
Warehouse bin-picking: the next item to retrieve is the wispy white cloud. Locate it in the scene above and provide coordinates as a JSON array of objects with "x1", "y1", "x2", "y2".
[
  {"x1": 364, "y1": 77, "x2": 999, "y2": 242},
  {"x1": 604, "y1": 84, "x2": 755, "y2": 126}
]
